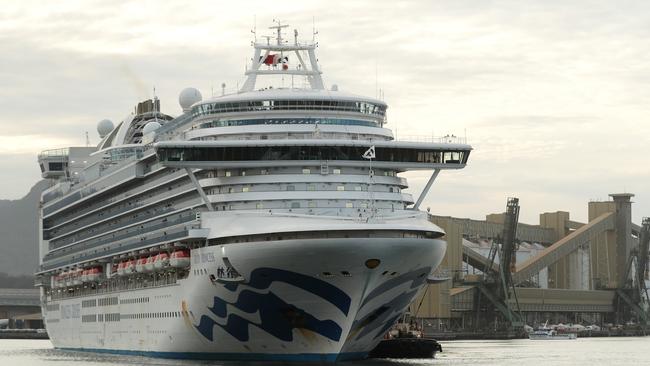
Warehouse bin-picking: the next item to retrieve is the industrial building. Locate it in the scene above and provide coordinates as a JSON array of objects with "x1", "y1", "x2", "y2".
[{"x1": 411, "y1": 194, "x2": 649, "y2": 335}]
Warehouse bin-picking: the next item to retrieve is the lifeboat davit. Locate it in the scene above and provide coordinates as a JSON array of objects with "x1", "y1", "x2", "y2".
[
  {"x1": 153, "y1": 253, "x2": 169, "y2": 270},
  {"x1": 144, "y1": 256, "x2": 155, "y2": 272},
  {"x1": 135, "y1": 258, "x2": 147, "y2": 273},
  {"x1": 170, "y1": 250, "x2": 190, "y2": 268}
]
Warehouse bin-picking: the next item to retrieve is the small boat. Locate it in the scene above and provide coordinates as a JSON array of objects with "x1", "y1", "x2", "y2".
[
  {"x1": 529, "y1": 321, "x2": 577, "y2": 340},
  {"x1": 116, "y1": 262, "x2": 126, "y2": 276},
  {"x1": 170, "y1": 250, "x2": 190, "y2": 268},
  {"x1": 72, "y1": 268, "x2": 82, "y2": 285},
  {"x1": 369, "y1": 316, "x2": 442, "y2": 359},
  {"x1": 80, "y1": 269, "x2": 89, "y2": 283},
  {"x1": 135, "y1": 258, "x2": 147, "y2": 273},
  {"x1": 144, "y1": 256, "x2": 155, "y2": 272},
  {"x1": 86, "y1": 267, "x2": 103, "y2": 282},
  {"x1": 153, "y1": 253, "x2": 169, "y2": 270},
  {"x1": 125, "y1": 259, "x2": 136, "y2": 274}
]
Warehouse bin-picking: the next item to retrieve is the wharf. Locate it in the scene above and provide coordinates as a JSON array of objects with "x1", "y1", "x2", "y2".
[{"x1": 0, "y1": 329, "x2": 49, "y2": 339}]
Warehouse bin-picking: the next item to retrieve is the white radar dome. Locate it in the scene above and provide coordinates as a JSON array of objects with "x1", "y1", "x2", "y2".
[
  {"x1": 179, "y1": 87, "x2": 202, "y2": 112},
  {"x1": 97, "y1": 119, "x2": 114, "y2": 138},
  {"x1": 142, "y1": 121, "x2": 162, "y2": 135}
]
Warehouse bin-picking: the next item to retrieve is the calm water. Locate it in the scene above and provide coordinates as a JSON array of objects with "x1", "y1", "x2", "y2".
[{"x1": 1, "y1": 338, "x2": 649, "y2": 365}]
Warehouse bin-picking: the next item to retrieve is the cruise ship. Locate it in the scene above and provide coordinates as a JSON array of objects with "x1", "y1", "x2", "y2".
[{"x1": 35, "y1": 23, "x2": 472, "y2": 361}]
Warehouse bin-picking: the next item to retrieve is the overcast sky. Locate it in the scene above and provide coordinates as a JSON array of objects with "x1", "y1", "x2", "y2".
[{"x1": 1, "y1": 0, "x2": 648, "y2": 224}]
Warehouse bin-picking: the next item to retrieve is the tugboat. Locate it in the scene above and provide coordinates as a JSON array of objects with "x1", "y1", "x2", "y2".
[{"x1": 368, "y1": 317, "x2": 443, "y2": 359}]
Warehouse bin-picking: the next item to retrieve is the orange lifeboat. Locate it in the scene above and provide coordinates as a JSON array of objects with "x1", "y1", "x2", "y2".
[
  {"x1": 153, "y1": 252, "x2": 170, "y2": 270},
  {"x1": 116, "y1": 262, "x2": 126, "y2": 276},
  {"x1": 144, "y1": 256, "x2": 155, "y2": 272},
  {"x1": 52, "y1": 274, "x2": 61, "y2": 288},
  {"x1": 170, "y1": 250, "x2": 190, "y2": 268},
  {"x1": 124, "y1": 259, "x2": 136, "y2": 274},
  {"x1": 72, "y1": 268, "x2": 82, "y2": 285},
  {"x1": 87, "y1": 267, "x2": 103, "y2": 282},
  {"x1": 81, "y1": 269, "x2": 89, "y2": 283},
  {"x1": 62, "y1": 271, "x2": 71, "y2": 287},
  {"x1": 135, "y1": 258, "x2": 147, "y2": 273}
]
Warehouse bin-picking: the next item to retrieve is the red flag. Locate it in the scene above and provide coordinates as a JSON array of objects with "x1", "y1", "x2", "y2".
[{"x1": 262, "y1": 54, "x2": 276, "y2": 65}]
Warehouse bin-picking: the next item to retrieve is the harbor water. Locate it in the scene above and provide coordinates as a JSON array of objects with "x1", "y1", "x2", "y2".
[{"x1": 1, "y1": 338, "x2": 649, "y2": 365}]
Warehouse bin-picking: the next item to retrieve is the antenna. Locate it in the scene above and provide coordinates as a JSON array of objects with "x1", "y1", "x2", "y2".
[
  {"x1": 312, "y1": 16, "x2": 318, "y2": 42},
  {"x1": 251, "y1": 14, "x2": 257, "y2": 42},
  {"x1": 221, "y1": 82, "x2": 226, "y2": 96},
  {"x1": 151, "y1": 86, "x2": 161, "y2": 123},
  {"x1": 85, "y1": 131, "x2": 90, "y2": 147},
  {"x1": 269, "y1": 19, "x2": 288, "y2": 45},
  {"x1": 375, "y1": 60, "x2": 378, "y2": 99}
]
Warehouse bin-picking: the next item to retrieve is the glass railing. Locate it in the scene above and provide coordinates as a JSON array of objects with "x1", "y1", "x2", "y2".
[
  {"x1": 38, "y1": 148, "x2": 69, "y2": 159},
  {"x1": 198, "y1": 118, "x2": 379, "y2": 129}
]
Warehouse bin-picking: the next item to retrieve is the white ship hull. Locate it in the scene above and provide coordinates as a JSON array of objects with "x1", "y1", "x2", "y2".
[{"x1": 43, "y1": 236, "x2": 446, "y2": 361}]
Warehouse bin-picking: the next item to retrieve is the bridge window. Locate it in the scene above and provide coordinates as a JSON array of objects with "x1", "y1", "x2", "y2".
[
  {"x1": 192, "y1": 100, "x2": 387, "y2": 118},
  {"x1": 158, "y1": 146, "x2": 469, "y2": 165}
]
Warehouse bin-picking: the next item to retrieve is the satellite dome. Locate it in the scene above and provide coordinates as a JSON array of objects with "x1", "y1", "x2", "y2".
[
  {"x1": 179, "y1": 87, "x2": 202, "y2": 112},
  {"x1": 142, "y1": 121, "x2": 162, "y2": 135},
  {"x1": 97, "y1": 119, "x2": 114, "y2": 138}
]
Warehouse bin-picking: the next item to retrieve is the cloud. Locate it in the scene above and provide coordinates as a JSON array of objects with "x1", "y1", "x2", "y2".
[{"x1": 0, "y1": 0, "x2": 648, "y2": 223}]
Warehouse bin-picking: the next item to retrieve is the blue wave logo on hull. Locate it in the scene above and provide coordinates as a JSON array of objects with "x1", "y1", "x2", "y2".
[
  {"x1": 195, "y1": 267, "x2": 351, "y2": 343},
  {"x1": 348, "y1": 266, "x2": 431, "y2": 341}
]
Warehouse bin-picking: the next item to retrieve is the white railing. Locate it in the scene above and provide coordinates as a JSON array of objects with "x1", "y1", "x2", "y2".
[{"x1": 394, "y1": 135, "x2": 468, "y2": 144}]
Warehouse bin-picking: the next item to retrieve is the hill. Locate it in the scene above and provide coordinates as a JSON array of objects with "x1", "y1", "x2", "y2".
[{"x1": 0, "y1": 181, "x2": 49, "y2": 276}]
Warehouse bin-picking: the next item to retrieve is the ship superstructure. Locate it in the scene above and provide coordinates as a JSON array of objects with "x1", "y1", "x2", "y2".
[{"x1": 35, "y1": 23, "x2": 471, "y2": 361}]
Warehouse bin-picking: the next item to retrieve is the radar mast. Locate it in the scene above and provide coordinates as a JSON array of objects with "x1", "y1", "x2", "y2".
[{"x1": 241, "y1": 21, "x2": 324, "y2": 92}]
